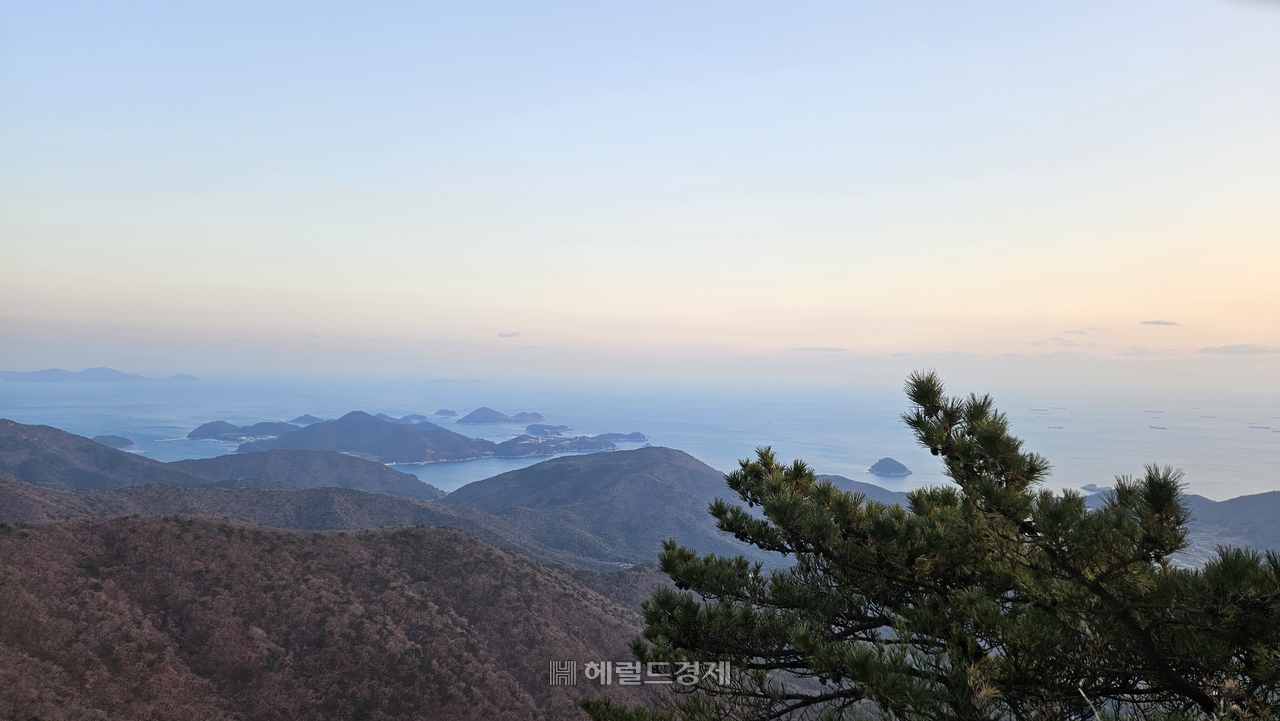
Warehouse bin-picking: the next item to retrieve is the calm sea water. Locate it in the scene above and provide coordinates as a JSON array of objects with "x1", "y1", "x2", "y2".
[{"x1": 1, "y1": 377, "x2": 1276, "y2": 500}]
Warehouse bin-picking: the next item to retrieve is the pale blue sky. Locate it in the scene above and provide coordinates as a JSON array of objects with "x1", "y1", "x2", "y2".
[{"x1": 2, "y1": 1, "x2": 1278, "y2": 386}]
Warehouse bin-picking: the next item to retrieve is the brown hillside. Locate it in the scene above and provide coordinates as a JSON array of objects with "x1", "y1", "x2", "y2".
[
  {"x1": 0, "y1": 516, "x2": 649, "y2": 720},
  {"x1": 0, "y1": 476, "x2": 627, "y2": 571}
]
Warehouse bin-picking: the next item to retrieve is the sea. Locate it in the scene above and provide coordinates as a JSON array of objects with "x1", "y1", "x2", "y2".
[{"x1": 1, "y1": 376, "x2": 1277, "y2": 501}]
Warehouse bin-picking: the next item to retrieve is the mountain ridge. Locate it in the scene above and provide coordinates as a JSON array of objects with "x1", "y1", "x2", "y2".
[
  {"x1": 0, "y1": 418, "x2": 209, "y2": 490},
  {"x1": 444, "y1": 446, "x2": 769, "y2": 566},
  {"x1": 172, "y1": 449, "x2": 446, "y2": 500}
]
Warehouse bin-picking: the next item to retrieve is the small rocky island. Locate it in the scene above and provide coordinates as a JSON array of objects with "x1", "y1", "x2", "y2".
[
  {"x1": 868, "y1": 457, "x2": 912, "y2": 477},
  {"x1": 290, "y1": 414, "x2": 325, "y2": 425},
  {"x1": 92, "y1": 434, "x2": 136, "y2": 448}
]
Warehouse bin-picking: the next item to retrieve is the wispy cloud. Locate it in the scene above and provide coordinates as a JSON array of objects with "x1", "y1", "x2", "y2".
[
  {"x1": 1141, "y1": 320, "x2": 1181, "y2": 326},
  {"x1": 498, "y1": 331, "x2": 520, "y2": 338},
  {"x1": 1062, "y1": 327, "x2": 1100, "y2": 334},
  {"x1": 794, "y1": 347, "x2": 848, "y2": 352},
  {"x1": 1199, "y1": 344, "x2": 1280, "y2": 355},
  {"x1": 1049, "y1": 337, "x2": 1099, "y2": 348}
]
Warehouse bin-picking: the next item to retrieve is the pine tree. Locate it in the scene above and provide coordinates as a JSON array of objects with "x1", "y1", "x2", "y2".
[{"x1": 583, "y1": 371, "x2": 1280, "y2": 720}]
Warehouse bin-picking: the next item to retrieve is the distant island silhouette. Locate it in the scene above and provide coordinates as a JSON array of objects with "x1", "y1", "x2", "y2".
[
  {"x1": 1, "y1": 367, "x2": 152, "y2": 383},
  {"x1": 526, "y1": 424, "x2": 570, "y2": 437},
  {"x1": 595, "y1": 432, "x2": 648, "y2": 442},
  {"x1": 456, "y1": 407, "x2": 545, "y2": 425},
  {"x1": 236, "y1": 411, "x2": 616, "y2": 463},
  {"x1": 868, "y1": 457, "x2": 912, "y2": 477},
  {"x1": 188, "y1": 421, "x2": 299, "y2": 441},
  {"x1": 374, "y1": 413, "x2": 433, "y2": 425}
]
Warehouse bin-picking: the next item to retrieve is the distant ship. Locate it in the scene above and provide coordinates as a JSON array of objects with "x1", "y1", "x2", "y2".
[
  {"x1": 1047, "y1": 425, "x2": 1064, "y2": 430},
  {"x1": 1150, "y1": 425, "x2": 1167, "y2": 430}
]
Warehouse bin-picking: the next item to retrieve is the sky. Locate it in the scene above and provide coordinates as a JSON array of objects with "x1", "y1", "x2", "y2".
[{"x1": 2, "y1": 1, "x2": 1278, "y2": 390}]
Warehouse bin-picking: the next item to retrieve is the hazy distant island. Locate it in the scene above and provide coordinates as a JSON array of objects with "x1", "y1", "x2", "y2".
[
  {"x1": 91, "y1": 434, "x2": 136, "y2": 448},
  {"x1": 456, "y1": 407, "x2": 545, "y2": 424},
  {"x1": 455, "y1": 407, "x2": 511, "y2": 424},
  {"x1": 1, "y1": 367, "x2": 149, "y2": 383},
  {"x1": 234, "y1": 410, "x2": 619, "y2": 463},
  {"x1": 374, "y1": 413, "x2": 432, "y2": 425},
  {"x1": 492, "y1": 434, "x2": 617, "y2": 458},
  {"x1": 868, "y1": 457, "x2": 912, "y2": 477},
  {"x1": 185, "y1": 411, "x2": 645, "y2": 460},
  {"x1": 524, "y1": 425, "x2": 646, "y2": 443},
  {"x1": 0, "y1": 367, "x2": 198, "y2": 383},
  {"x1": 526, "y1": 424, "x2": 570, "y2": 437},
  {"x1": 595, "y1": 432, "x2": 649, "y2": 442},
  {"x1": 187, "y1": 420, "x2": 300, "y2": 441},
  {"x1": 434, "y1": 409, "x2": 457, "y2": 417}
]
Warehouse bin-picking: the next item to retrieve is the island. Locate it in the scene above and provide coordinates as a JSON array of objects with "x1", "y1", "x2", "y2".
[
  {"x1": 594, "y1": 432, "x2": 648, "y2": 442},
  {"x1": 290, "y1": 414, "x2": 325, "y2": 425},
  {"x1": 434, "y1": 409, "x2": 457, "y2": 417},
  {"x1": 237, "y1": 411, "x2": 620, "y2": 463},
  {"x1": 868, "y1": 457, "x2": 912, "y2": 477},
  {"x1": 456, "y1": 407, "x2": 544, "y2": 425},
  {"x1": 187, "y1": 421, "x2": 300, "y2": 441},
  {"x1": 374, "y1": 413, "x2": 436, "y2": 425},
  {"x1": 0, "y1": 366, "x2": 153, "y2": 383},
  {"x1": 493, "y1": 434, "x2": 616, "y2": 457},
  {"x1": 92, "y1": 434, "x2": 136, "y2": 448},
  {"x1": 526, "y1": 424, "x2": 570, "y2": 438},
  {"x1": 187, "y1": 421, "x2": 243, "y2": 440}
]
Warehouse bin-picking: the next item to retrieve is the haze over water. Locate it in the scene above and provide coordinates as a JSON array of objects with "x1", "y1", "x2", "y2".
[{"x1": 1, "y1": 376, "x2": 1274, "y2": 500}]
